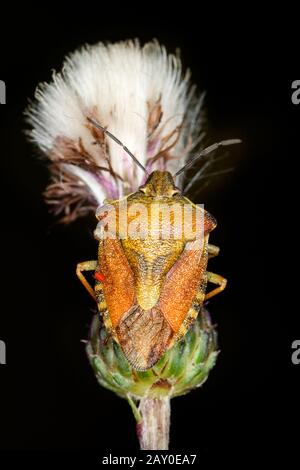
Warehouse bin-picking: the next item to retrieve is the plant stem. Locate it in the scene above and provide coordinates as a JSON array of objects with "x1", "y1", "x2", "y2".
[{"x1": 137, "y1": 397, "x2": 171, "y2": 450}]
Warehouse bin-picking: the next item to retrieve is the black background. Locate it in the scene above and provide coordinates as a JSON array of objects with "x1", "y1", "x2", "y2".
[{"x1": 0, "y1": 5, "x2": 298, "y2": 463}]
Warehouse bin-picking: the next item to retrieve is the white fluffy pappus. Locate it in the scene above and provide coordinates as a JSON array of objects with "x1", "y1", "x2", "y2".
[{"x1": 26, "y1": 39, "x2": 205, "y2": 222}]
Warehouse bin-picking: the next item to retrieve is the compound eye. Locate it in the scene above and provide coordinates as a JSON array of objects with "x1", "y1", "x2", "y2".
[
  {"x1": 96, "y1": 203, "x2": 112, "y2": 221},
  {"x1": 171, "y1": 188, "x2": 180, "y2": 196},
  {"x1": 139, "y1": 186, "x2": 150, "y2": 195}
]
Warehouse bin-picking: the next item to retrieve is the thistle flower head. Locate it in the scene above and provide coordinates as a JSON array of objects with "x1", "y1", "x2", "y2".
[
  {"x1": 87, "y1": 307, "x2": 218, "y2": 402},
  {"x1": 26, "y1": 39, "x2": 205, "y2": 222}
]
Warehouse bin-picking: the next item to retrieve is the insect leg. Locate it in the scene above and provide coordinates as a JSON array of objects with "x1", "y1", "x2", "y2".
[
  {"x1": 76, "y1": 260, "x2": 98, "y2": 301},
  {"x1": 205, "y1": 272, "x2": 227, "y2": 300},
  {"x1": 208, "y1": 244, "x2": 220, "y2": 258}
]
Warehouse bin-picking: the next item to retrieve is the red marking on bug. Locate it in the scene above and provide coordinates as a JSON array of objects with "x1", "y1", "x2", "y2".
[{"x1": 94, "y1": 272, "x2": 105, "y2": 282}]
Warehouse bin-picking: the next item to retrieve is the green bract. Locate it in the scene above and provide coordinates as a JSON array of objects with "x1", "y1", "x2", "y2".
[{"x1": 87, "y1": 308, "x2": 218, "y2": 411}]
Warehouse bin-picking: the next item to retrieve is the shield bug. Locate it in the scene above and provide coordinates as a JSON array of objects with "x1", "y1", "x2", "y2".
[{"x1": 77, "y1": 118, "x2": 238, "y2": 370}]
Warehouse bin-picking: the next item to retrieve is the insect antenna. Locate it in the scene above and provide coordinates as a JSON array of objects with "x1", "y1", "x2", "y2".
[
  {"x1": 87, "y1": 116, "x2": 148, "y2": 175},
  {"x1": 174, "y1": 139, "x2": 241, "y2": 177}
]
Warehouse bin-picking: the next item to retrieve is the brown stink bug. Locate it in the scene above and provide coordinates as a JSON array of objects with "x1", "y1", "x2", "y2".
[{"x1": 76, "y1": 118, "x2": 238, "y2": 370}]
